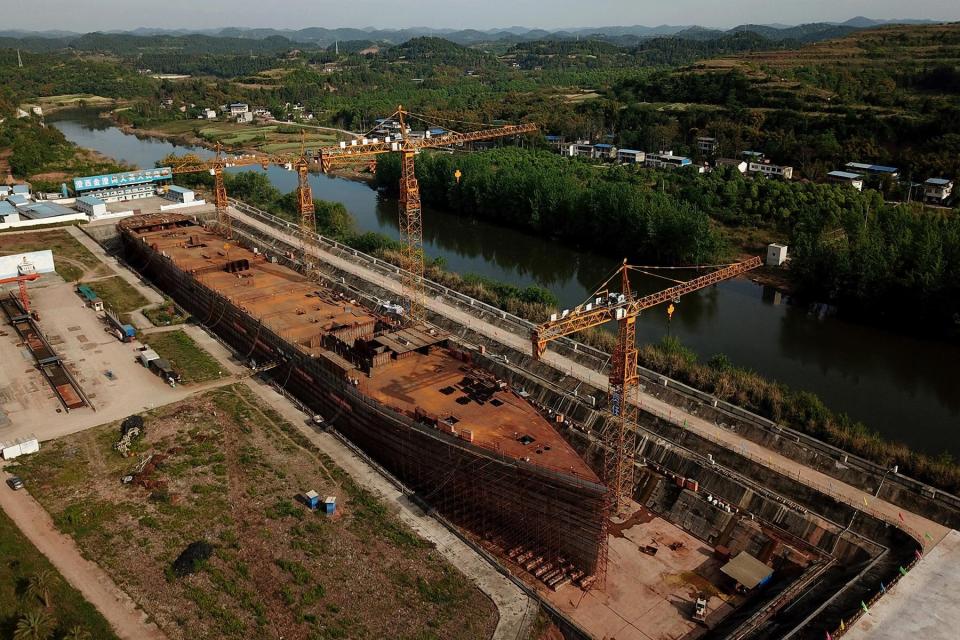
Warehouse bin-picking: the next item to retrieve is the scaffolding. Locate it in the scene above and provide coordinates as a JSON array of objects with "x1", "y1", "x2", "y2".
[{"x1": 118, "y1": 212, "x2": 608, "y2": 584}]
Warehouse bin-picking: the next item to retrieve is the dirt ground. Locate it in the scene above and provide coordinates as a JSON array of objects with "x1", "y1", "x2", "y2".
[
  {"x1": 8, "y1": 385, "x2": 499, "y2": 640},
  {"x1": 541, "y1": 504, "x2": 738, "y2": 640}
]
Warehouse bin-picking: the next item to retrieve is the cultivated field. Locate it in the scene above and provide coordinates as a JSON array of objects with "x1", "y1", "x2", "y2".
[
  {"x1": 8, "y1": 385, "x2": 498, "y2": 640},
  {"x1": 153, "y1": 120, "x2": 343, "y2": 154}
]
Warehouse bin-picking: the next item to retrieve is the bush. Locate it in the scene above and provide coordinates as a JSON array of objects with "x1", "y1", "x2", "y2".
[{"x1": 171, "y1": 541, "x2": 215, "y2": 577}]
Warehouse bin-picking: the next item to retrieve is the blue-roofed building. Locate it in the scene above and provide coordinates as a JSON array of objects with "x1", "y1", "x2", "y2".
[
  {"x1": 0, "y1": 185, "x2": 11, "y2": 198},
  {"x1": 19, "y1": 202, "x2": 77, "y2": 220},
  {"x1": 427, "y1": 127, "x2": 447, "y2": 137},
  {"x1": 76, "y1": 195, "x2": 107, "y2": 217},
  {"x1": 827, "y1": 171, "x2": 865, "y2": 191},
  {"x1": 164, "y1": 185, "x2": 196, "y2": 204},
  {"x1": 11, "y1": 184, "x2": 30, "y2": 195},
  {"x1": 646, "y1": 152, "x2": 692, "y2": 170},
  {"x1": 845, "y1": 162, "x2": 900, "y2": 180},
  {"x1": 8, "y1": 193, "x2": 31, "y2": 207},
  {"x1": 592, "y1": 143, "x2": 617, "y2": 160},
  {"x1": 924, "y1": 178, "x2": 954, "y2": 203},
  {"x1": 0, "y1": 200, "x2": 20, "y2": 224},
  {"x1": 73, "y1": 167, "x2": 171, "y2": 202},
  {"x1": 544, "y1": 134, "x2": 563, "y2": 143}
]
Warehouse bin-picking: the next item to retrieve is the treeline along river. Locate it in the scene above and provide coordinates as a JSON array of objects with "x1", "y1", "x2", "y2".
[{"x1": 50, "y1": 111, "x2": 960, "y2": 458}]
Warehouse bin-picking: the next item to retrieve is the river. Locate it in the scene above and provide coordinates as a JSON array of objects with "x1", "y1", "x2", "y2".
[{"x1": 50, "y1": 111, "x2": 960, "y2": 458}]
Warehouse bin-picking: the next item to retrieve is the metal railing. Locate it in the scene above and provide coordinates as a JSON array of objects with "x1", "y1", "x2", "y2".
[{"x1": 224, "y1": 199, "x2": 960, "y2": 516}]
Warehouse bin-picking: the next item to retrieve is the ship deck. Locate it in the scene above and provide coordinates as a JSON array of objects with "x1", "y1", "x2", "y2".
[
  {"x1": 126, "y1": 216, "x2": 376, "y2": 354},
  {"x1": 121, "y1": 213, "x2": 598, "y2": 482},
  {"x1": 362, "y1": 349, "x2": 598, "y2": 481}
]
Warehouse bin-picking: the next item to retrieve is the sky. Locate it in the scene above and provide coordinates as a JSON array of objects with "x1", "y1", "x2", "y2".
[{"x1": 6, "y1": 0, "x2": 960, "y2": 32}]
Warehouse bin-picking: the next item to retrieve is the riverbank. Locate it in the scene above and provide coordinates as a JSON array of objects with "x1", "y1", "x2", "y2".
[
  {"x1": 106, "y1": 111, "x2": 371, "y2": 182},
  {"x1": 47, "y1": 112, "x2": 960, "y2": 458}
]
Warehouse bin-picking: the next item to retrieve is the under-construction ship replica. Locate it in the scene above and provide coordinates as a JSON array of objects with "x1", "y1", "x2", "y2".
[{"x1": 118, "y1": 212, "x2": 608, "y2": 586}]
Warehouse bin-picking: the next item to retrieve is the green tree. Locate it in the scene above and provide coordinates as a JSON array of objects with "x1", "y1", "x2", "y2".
[
  {"x1": 63, "y1": 627, "x2": 92, "y2": 640},
  {"x1": 13, "y1": 610, "x2": 55, "y2": 640},
  {"x1": 26, "y1": 569, "x2": 55, "y2": 608}
]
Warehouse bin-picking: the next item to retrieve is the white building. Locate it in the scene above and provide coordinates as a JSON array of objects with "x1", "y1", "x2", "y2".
[
  {"x1": 645, "y1": 152, "x2": 692, "y2": 170},
  {"x1": 766, "y1": 243, "x2": 788, "y2": 267},
  {"x1": 228, "y1": 103, "x2": 249, "y2": 115},
  {"x1": 616, "y1": 149, "x2": 645, "y2": 164},
  {"x1": 235, "y1": 111, "x2": 253, "y2": 123},
  {"x1": 827, "y1": 171, "x2": 864, "y2": 192},
  {"x1": 697, "y1": 136, "x2": 718, "y2": 156},
  {"x1": 202, "y1": 108, "x2": 217, "y2": 119},
  {"x1": 592, "y1": 144, "x2": 617, "y2": 160},
  {"x1": 748, "y1": 162, "x2": 794, "y2": 180},
  {"x1": 924, "y1": 178, "x2": 953, "y2": 203},
  {"x1": 0, "y1": 201, "x2": 20, "y2": 224},
  {"x1": 76, "y1": 195, "x2": 107, "y2": 218},
  {"x1": 165, "y1": 186, "x2": 195, "y2": 204}
]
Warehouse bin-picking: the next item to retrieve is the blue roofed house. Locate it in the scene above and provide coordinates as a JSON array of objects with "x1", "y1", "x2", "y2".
[
  {"x1": 845, "y1": 162, "x2": 899, "y2": 182},
  {"x1": 827, "y1": 170, "x2": 865, "y2": 192},
  {"x1": 76, "y1": 195, "x2": 108, "y2": 217},
  {"x1": 0, "y1": 200, "x2": 20, "y2": 225},
  {"x1": 11, "y1": 184, "x2": 30, "y2": 196},
  {"x1": 592, "y1": 143, "x2": 617, "y2": 160},
  {"x1": 924, "y1": 178, "x2": 954, "y2": 204}
]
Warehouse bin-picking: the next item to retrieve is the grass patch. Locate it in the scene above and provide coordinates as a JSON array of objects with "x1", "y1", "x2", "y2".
[
  {"x1": 0, "y1": 228, "x2": 100, "y2": 282},
  {"x1": 0, "y1": 509, "x2": 118, "y2": 639},
  {"x1": 142, "y1": 297, "x2": 190, "y2": 327},
  {"x1": 141, "y1": 329, "x2": 224, "y2": 384},
  {"x1": 82, "y1": 276, "x2": 149, "y2": 313}
]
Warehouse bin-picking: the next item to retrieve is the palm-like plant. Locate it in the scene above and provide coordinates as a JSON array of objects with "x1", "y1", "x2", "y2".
[
  {"x1": 63, "y1": 626, "x2": 92, "y2": 640},
  {"x1": 26, "y1": 569, "x2": 55, "y2": 608},
  {"x1": 12, "y1": 610, "x2": 54, "y2": 640}
]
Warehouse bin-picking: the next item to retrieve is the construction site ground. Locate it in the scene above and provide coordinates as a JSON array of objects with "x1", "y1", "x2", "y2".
[
  {"x1": 543, "y1": 504, "x2": 736, "y2": 640},
  {"x1": 0, "y1": 274, "x2": 231, "y2": 446},
  {"x1": 6, "y1": 384, "x2": 499, "y2": 640}
]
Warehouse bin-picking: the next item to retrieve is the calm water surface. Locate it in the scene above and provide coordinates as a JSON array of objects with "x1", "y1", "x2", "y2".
[{"x1": 51, "y1": 112, "x2": 960, "y2": 457}]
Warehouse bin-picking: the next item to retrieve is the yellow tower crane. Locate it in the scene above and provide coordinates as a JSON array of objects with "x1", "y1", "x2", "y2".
[
  {"x1": 531, "y1": 257, "x2": 762, "y2": 510},
  {"x1": 314, "y1": 107, "x2": 538, "y2": 323}
]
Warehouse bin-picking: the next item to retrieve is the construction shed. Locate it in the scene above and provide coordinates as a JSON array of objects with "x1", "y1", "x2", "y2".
[{"x1": 721, "y1": 552, "x2": 773, "y2": 590}]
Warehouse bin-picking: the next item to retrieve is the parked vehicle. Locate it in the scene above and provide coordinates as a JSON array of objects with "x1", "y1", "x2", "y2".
[{"x1": 6, "y1": 476, "x2": 24, "y2": 490}]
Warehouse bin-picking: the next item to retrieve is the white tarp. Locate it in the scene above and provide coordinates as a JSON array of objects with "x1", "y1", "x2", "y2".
[
  {"x1": 1, "y1": 437, "x2": 39, "y2": 460},
  {"x1": 0, "y1": 250, "x2": 55, "y2": 280}
]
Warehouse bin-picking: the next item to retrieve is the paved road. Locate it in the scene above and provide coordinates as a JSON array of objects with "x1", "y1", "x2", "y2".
[
  {"x1": 228, "y1": 205, "x2": 951, "y2": 550},
  {"x1": 0, "y1": 470, "x2": 168, "y2": 640},
  {"x1": 66, "y1": 225, "x2": 164, "y2": 305}
]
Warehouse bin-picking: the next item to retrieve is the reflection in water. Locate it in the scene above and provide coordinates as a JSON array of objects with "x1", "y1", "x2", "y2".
[{"x1": 50, "y1": 112, "x2": 960, "y2": 457}]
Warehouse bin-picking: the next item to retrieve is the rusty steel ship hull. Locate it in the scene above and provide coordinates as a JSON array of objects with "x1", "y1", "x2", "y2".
[{"x1": 118, "y1": 213, "x2": 606, "y2": 581}]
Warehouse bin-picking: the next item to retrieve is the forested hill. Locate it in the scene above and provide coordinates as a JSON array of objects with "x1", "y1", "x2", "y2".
[{"x1": 0, "y1": 18, "x2": 936, "y2": 52}]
